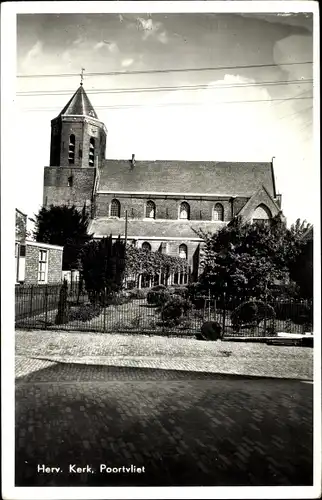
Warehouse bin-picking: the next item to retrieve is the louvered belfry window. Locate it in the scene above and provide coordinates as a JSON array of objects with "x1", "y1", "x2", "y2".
[
  {"x1": 89, "y1": 137, "x2": 95, "y2": 166},
  {"x1": 68, "y1": 134, "x2": 75, "y2": 164}
]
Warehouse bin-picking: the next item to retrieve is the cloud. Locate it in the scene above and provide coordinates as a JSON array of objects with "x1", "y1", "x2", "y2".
[
  {"x1": 136, "y1": 16, "x2": 167, "y2": 43},
  {"x1": 93, "y1": 40, "x2": 118, "y2": 53},
  {"x1": 157, "y1": 31, "x2": 168, "y2": 44},
  {"x1": 72, "y1": 36, "x2": 83, "y2": 46},
  {"x1": 121, "y1": 58, "x2": 134, "y2": 68},
  {"x1": 22, "y1": 40, "x2": 43, "y2": 70}
]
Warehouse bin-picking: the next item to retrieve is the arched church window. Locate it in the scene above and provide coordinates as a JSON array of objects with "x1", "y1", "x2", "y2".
[
  {"x1": 252, "y1": 204, "x2": 271, "y2": 224},
  {"x1": 68, "y1": 134, "x2": 75, "y2": 165},
  {"x1": 110, "y1": 199, "x2": 121, "y2": 218},
  {"x1": 213, "y1": 203, "x2": 224, "y2": 221},
  {"x1": 146, "y1": 200, "x2": 156, "y2": 219},
  {"x1": 142, "y1": 242, "x2": 151, "y2": 251},
  {"x1": 89, "y1": 137, "x2": 95, "y2": 167},
  {"x1": 179, "y1": 244, "x2": 188, "y2": 259},
  {"x1": 179, "y1": 202, "x2": 190, "y2": 220}
]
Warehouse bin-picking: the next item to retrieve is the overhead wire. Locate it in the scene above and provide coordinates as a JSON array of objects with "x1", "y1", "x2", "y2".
[
  {"x1": 17, "y1": 78, "x2": 313, "y2": 97},
  {"x1": 19, "y1": 95, "x2": 313, "y2": 113},
  {"x1": 16, "y1": 60, "x2": 313, "y2": 79}
]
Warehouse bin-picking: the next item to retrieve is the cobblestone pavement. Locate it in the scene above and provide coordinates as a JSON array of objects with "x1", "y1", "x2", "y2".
[
  {"x1": 15, "y1": 356, "x2": 313, "y2": 487},
  {"x1": 16, "y1": 330, "x2": 313, "y2": 380}
]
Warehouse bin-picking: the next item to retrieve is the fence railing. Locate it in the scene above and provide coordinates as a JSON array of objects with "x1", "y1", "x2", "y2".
[{"x1": 15, "y1": 283, "x2": 313, "y2": 337}]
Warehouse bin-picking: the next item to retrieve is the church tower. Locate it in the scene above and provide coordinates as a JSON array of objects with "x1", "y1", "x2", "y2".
[
  {"x1": 49, "y1": 82, "x2": 107, "y2": 168},
  {"x1": 44, "y1": 80, "x2": 107, "y2": 210}
]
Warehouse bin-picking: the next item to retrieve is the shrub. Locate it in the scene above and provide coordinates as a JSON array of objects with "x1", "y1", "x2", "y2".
[
  {"x1": 200, "y1": 321, "x2": 222, "y2": 341},
  {"x1": 104, "y1": 295, "x2": 131, "y2": 306},
  {"x1": 68, "y1": 303, "x2": 102, "y2": 322},
  {"x1": 231, "y1": 300, "x2": 275, "y2": 330},
  {"x1": 147, "y1": 290, "x2": 171, "y2": 307},
  {"x1": 191, "y1": 296, "x2": 207, "y2": 310},
  {"x1": 172, "y1": 286, "x2": 188, "y2": 298},
  {"x1": 127, "y1": 287, "x2": 149, "y2": 299},
  {"x1": 161, "y1": 295, "x2": 192, "y2": 324},
  {"x1": 274, "y1": 301, "x2": 312, "y2": 325},
  {"x1": 151, "y1": 284, "x2": 167, "y2": 292}
]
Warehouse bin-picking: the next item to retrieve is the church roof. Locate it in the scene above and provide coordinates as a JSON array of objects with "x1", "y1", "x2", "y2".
[
  {"x1": 58, "y1": 85, "x2": 98, "y2": 119},
  {"x1": 89, "y1": 218, "x2": 227, "y2": 239},
  {"x1": 98, "y1": 160, "x2": 276, "y2": 197}
]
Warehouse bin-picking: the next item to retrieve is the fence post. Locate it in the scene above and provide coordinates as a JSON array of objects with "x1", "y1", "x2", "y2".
[
  {"x1": 103, "y1": 287, "x2": 107, "y2": 333},
  {"x1": 222, "y1": 291, "x2": 226, "y2": 336},
  {"x1": 29, "y1": 285, "x2": 34, "y2": 318},
  {"x1": 44, "y1": 285, "x2": 48, "y2": 329},
  {"x1": 208, "y1": 289, "x2": 211, "y2": 321}
]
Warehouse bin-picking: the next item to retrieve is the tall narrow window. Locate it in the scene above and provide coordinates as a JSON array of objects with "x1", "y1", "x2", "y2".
[
  {"x1": 142, "y1": 242, "x2": 151, "y2": 251},
  {"x1": 145, "y1": 200, "x2": 156, "y2": 219},
  {"x1": 179, "y1": 244, "x2": 188, "y2": 259},
  {"x1": 179, "y1": 202, "x2": 190, "y2": 220},
  {"x1": 213, "y1": 203, "x2": 224, "y2": 221},
  {"x1": 38, "y1": 250, "x2": 48, "y2": 283},
  {"x1": 89, "y1": 137, "x2": 95, "y2": 166},
  {"x1": 110, "y1": 199, "x2": 121, "y2": 217},
  {"x1": 68, "y1": 134, "x2": 75, "y2": 165}
]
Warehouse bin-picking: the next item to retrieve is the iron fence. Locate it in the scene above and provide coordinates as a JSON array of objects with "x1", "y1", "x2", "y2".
[{"x1": 15, "y1": 283, "x2": 313, "y2": 338}]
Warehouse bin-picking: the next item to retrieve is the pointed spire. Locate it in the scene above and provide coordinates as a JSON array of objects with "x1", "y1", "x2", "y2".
[{"x1": 58, "y1": 84, "x2": 98, "y2": 119}]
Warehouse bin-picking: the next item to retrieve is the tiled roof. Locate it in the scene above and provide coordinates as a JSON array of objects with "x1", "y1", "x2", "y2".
[
  {"x1": 89, "y1": 218, "x2": 227, "y2": 239},
  {"x1": 58, "y1": 86, "x2": 98, "y2": 119},
  {"x1": 98, "y1": 160, "x2": 275, "y2": 197}
]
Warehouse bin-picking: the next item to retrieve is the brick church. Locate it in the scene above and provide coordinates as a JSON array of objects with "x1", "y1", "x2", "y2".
[{"x1": 43, "y1": 83, "x2": 284, "y2": 280}]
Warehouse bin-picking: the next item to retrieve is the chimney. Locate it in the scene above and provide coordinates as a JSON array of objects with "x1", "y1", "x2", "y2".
[{"x1": 131, "y1": 154, "x2": 135, "y2": 168}]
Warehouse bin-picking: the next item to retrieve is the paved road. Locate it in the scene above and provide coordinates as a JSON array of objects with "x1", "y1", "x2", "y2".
[{"x1": 15, "y1": 356, "x2": 313, "y2": 487}]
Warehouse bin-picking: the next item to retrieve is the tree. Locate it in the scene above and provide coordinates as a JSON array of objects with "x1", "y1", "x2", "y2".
[
  {"x1": 289, "y1": 222, "x2": 313, "y2": 299},
  {"x1": 80, "y1": 236, "x2": 126, "y2": 303},
  {"x1": 32, "y1": 204, "x2": 93, "y2": 270},
  {"x1": 197, "y1": 215, "x2": 307, "y2": 300}
]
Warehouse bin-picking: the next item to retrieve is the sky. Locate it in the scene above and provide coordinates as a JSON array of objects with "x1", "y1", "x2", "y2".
[{"x1": 15, "y1": 7, "x2": 316, "y2": 226}]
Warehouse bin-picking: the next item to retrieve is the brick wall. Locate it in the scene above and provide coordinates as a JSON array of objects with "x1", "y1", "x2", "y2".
[
  {"x1": 50, "y1": 115, "x2": 107, "y2": 169},
  {"x1": 239, "y1": 188, "x2": 280, "y2": 222},
  {"x1": 24, "y1": 245, "x2": 39, "y2": 284},
  {"x1": 43, "y1": 167, "x2": 96, "y2": 209},
  {"x1": 24, "y1": 243, "x2": 63, "y2": 284},
  {"x1": 48, "y1": 248, "x2": 63, "y2": 283},
  {"x1": 95, "y1": 193, "x2": 237, "y2": 222}
]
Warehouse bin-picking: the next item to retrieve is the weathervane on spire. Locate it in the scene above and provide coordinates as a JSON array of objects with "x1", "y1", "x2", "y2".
[{"x1": 80, "y1": 67, "x2": 85, "y2": 86}]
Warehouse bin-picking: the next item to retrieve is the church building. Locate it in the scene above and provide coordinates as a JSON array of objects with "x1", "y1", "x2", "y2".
[{"x1": 43, "y1": 83, "x2": 284, "y2": 280}]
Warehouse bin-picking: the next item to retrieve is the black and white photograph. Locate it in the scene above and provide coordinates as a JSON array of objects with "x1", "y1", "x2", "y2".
[{"x1": 1, "y1": 1, "x2": 320, "y2": 498}]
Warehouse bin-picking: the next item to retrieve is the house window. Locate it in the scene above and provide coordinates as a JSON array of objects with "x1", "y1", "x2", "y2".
[
  {"x1": 110, "y1": 199, "x2": 121, "y2": 217},
  {"x1": 179, "y1": 202, "x2": 190, "y2": 220},
  {"x1": 179, "y1": 244, "x2": 188, "y2": 259},
  {"x1": 68, "y1": 175, "x2": 73, "y2": 187},
  {"x1": 38, "y1": 250, "x2": 48, "y2": 283},
  {"x1": 252, "y1": 204, "x2": 271, "y2": 224},
  {"x1": 145, "y1": 200, "x2": 156, "y2": 219},
  {"x1": 20, "y1": 245, "x2": 26, "y2": 257},
  {"x1": 68, "y1": 134, "x2": 75, "y2": 164},
  {"x1": 89, "y1": 137, "x2": 95, "y2": 166},
  {"x1": 142, "y1": 242, "x2": 151, "y2": 251},
  {"x1": 213, "y1": 203, "x2": 224, "y2": 221}
]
